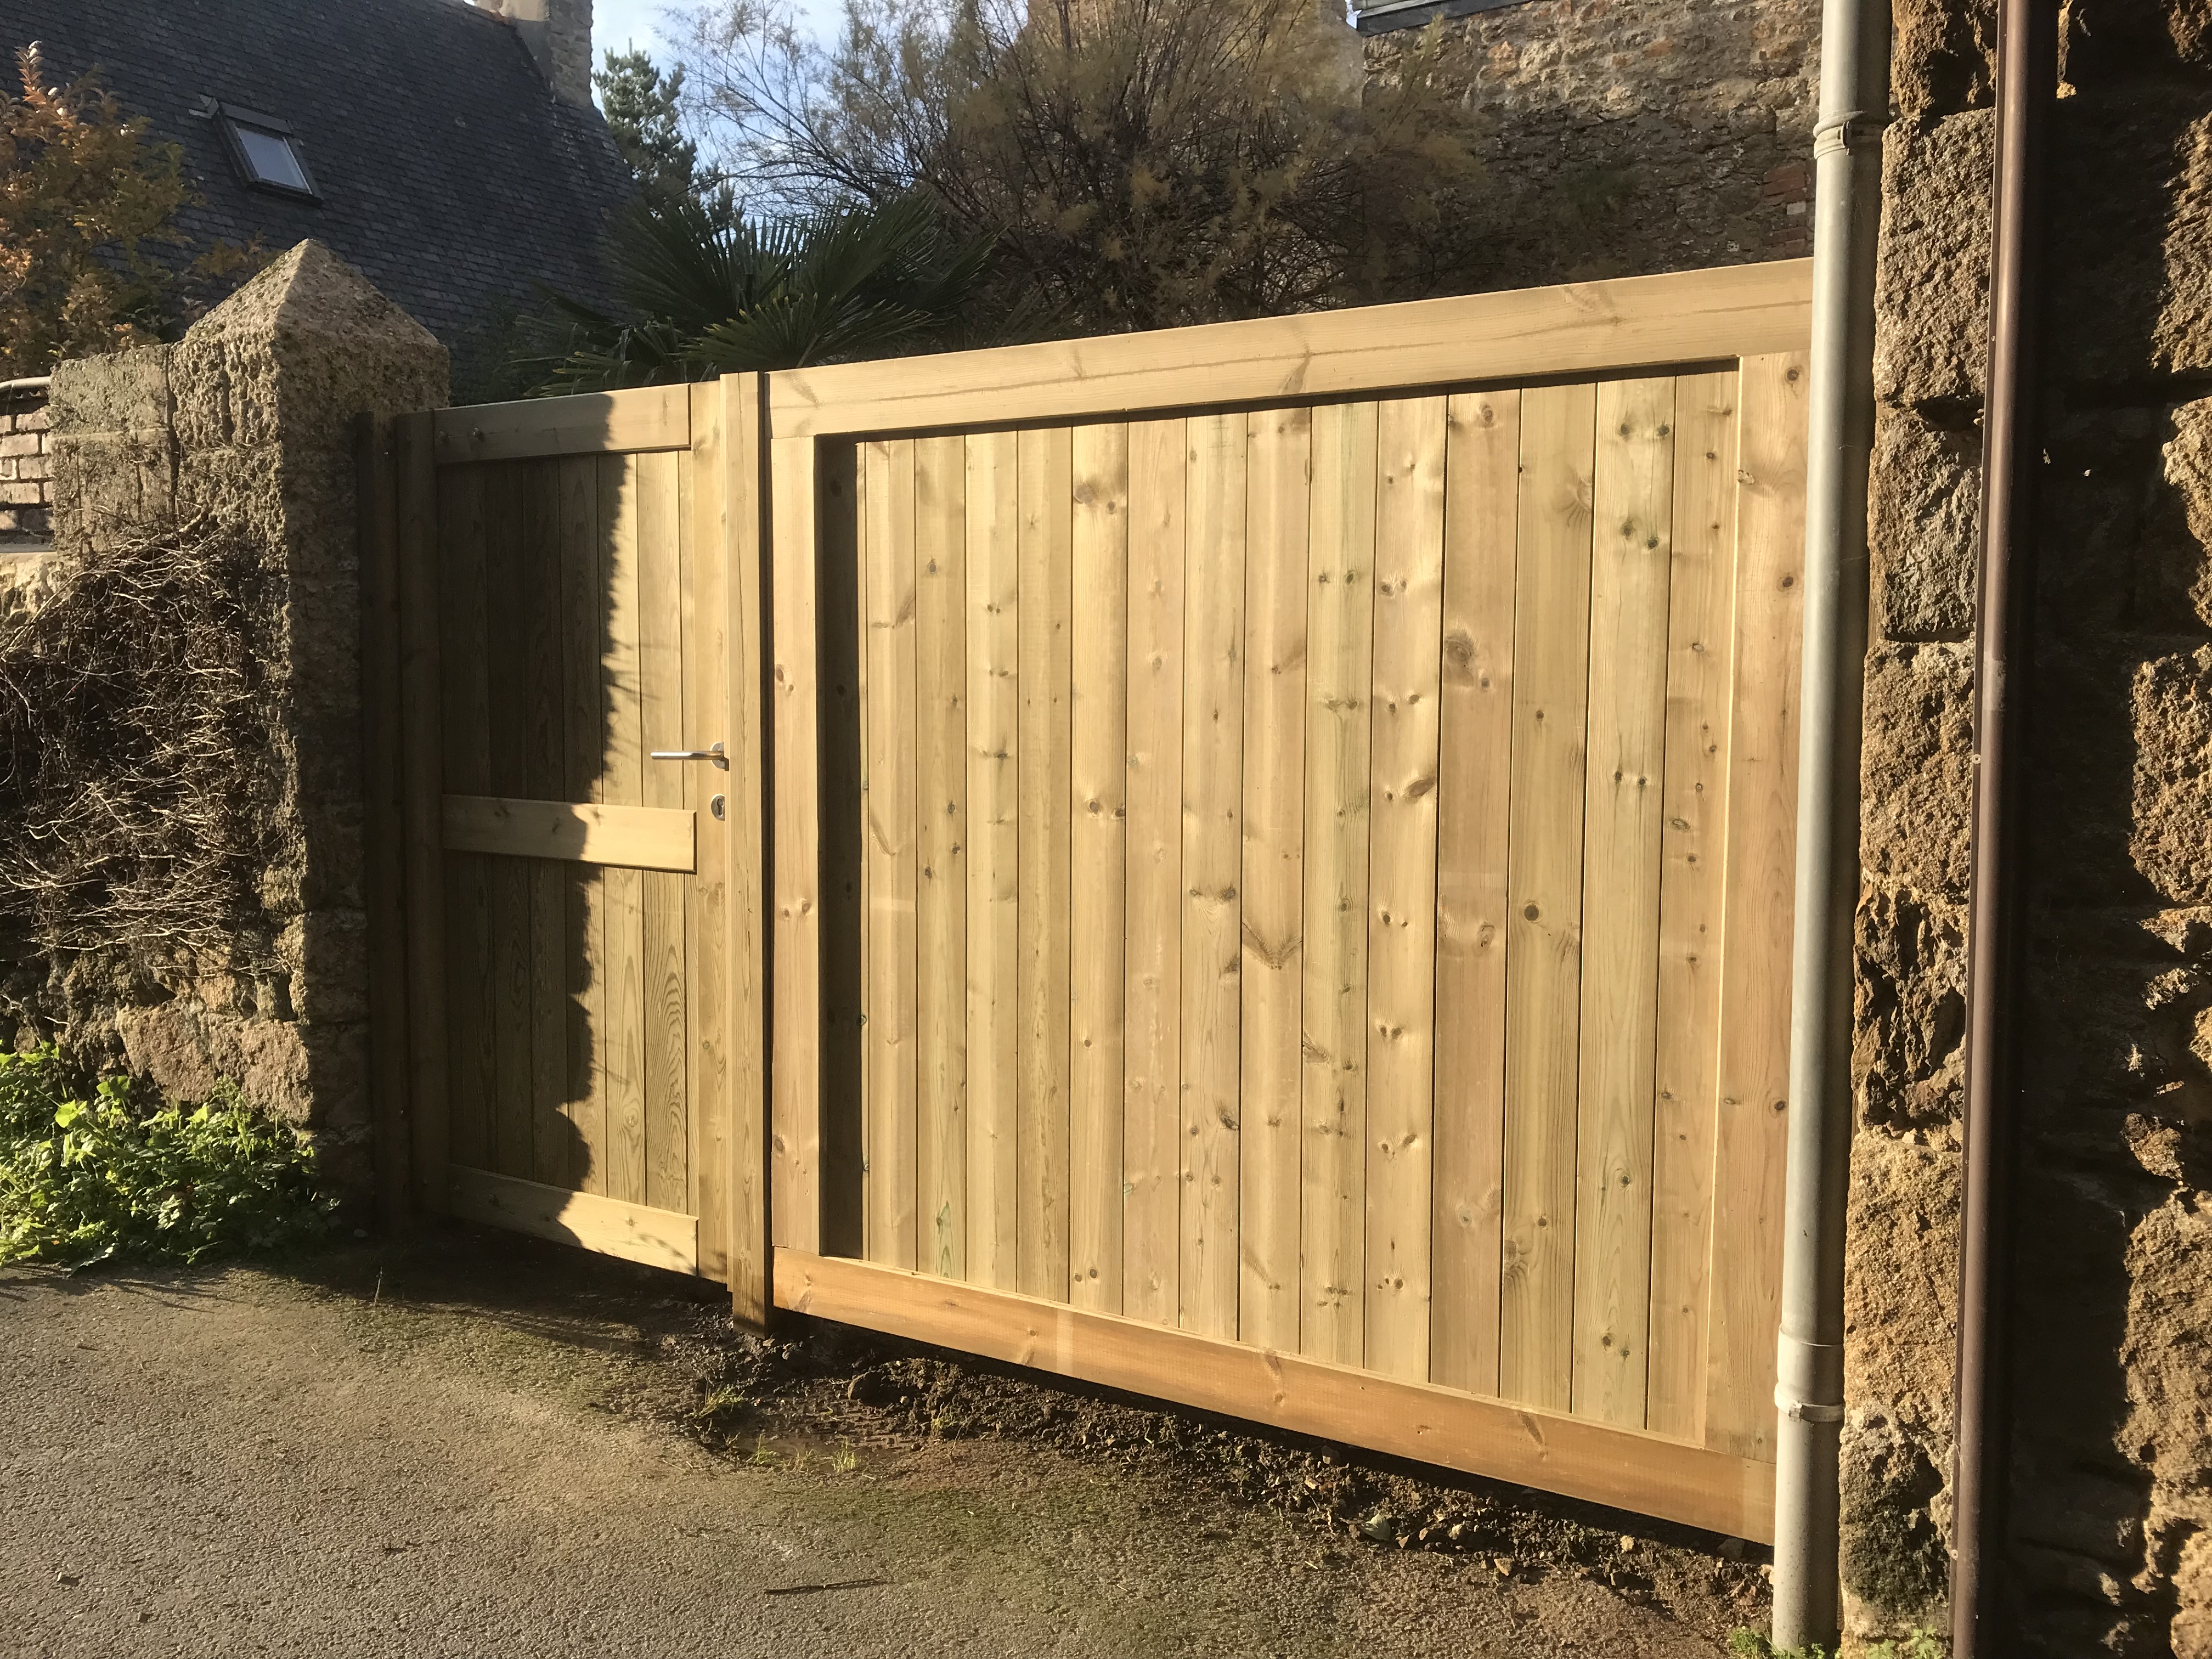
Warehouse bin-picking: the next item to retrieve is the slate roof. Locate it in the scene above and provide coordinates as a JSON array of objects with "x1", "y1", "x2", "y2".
[{"x1": 0, "y1": 0, "x2": 629, "y2": 354}]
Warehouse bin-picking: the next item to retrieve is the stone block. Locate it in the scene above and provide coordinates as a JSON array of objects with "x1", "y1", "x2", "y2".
[
  {"x1": 47, "y1": 346, "x2": 171, "y2": 435},
  {"x1": 2132, "y1": 645, "x2": 2212, "y2": 905},
  {"x1": 1871, "y1": 407, "x2": 1979, "y2": 642},
  {"x1": 1874, "y1": 110, "x2": 1993, "y2": 410},
  {"x1": 1892, "y1": 0, "x2": 1994, "y2": 122},
  {"x1": 1855, "y1": 885, "x2": 1967, "y2": 1130},
  {"x1": 1860, "y1": 642, "x2": 1976, "y2": 901}
]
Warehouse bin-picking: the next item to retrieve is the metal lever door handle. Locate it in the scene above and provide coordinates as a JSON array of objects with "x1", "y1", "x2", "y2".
[{"x1": 650, "y1": 741, "x2": 727, "y2": 770}]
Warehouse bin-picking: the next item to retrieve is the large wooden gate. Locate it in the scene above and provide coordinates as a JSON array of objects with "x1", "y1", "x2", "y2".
[{"x1": 368, "y1": 259, "x2": 1810, "y2": 1543}]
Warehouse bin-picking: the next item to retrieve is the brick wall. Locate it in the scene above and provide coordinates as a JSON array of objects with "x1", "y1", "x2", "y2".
[{"x1": 0, "y1": 383, "x2": 53, "y2": 549}]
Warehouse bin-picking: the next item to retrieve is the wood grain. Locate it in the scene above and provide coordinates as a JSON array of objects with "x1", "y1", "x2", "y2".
[
  {"x1": 638, "y1": 449, "x2": 691, "y2": 1216},
  {"x1": 776, "y1": 1248, "x2": 1779, "y2": 1544},
  {"x1": 435, "y1": 385, "x2": 689, "y2": 464},
  {"x1": 721, "y1": 374, "x2": 771, "y2": 1324},
  {"x1": 442, "y1": 797, "x2": 695, "y2": 870},
  {"x1": 394, "y1": 413, "x2": 450, "y2": 1214},
  {"x1": 1178, "y1": 412, "x2": 1247, "y2": 1342},
  {"x1": 1300, "y1": 400, "x2": 1377, "y2": 1367},
  {"x1": 1431, "y1": 388, "x2": 1520, "y2": 1397},
  {"x1": 863, "y1": 438, "x2": 920, "y2": 1269},
  {"x1": 769, "y1": 433, "x2": 822, "y2": 1252},
  {"x1": 1570, "y1": 377, "x2": 1676, "y2": 1426},
  {"x1": 482, "y1": 465, "x2": 537, "y2": 1183},
  {"x1": 1705, "y1": 353, "x2": 1808, "y2": 1462},
  {"x1": 768, "y1": 262, "x2": 1813, "y2": 440},
  {"x1": 965, "y1": 430, "x2": 1022, "y2": 1291},
  {"x1": 1499, "y1": 382, "x2": 1596, "y2": 1412},
  {"x1": 557, "y1": 457, "x2": 608, "y2": 1197},
  {"x1": 1016, "y1": 426, "x2": 1075, "y2": 1301},
  {"x1": 1646, "y1": 369, "x2": 1741, "y2": 1442},
  {"x1": 452, "y1": 1165, "x2": 699, "y2": 1274},
  {"x1": 914, "y1": 433, "x2": 969, "y2": 1279},
  {"x1": 437, "y1": 461, "x2": 495, "y2": 1179},
  {"x1": 1364, "y1": 395, "x2": 1448, "y2": 1383},
  {"x1": 1238, "y1": 405, "x2": 1310, "y2": 1352},
  {"x1": 681, "y1": 385, "x2": 732, "y2": 1274},
  {"x1": 1069, "y1": 422, "x2": 1129, "y2": 1312},
  {"x1": 1123, "y1": 417, "x2": 1187, "y2": 1327}
]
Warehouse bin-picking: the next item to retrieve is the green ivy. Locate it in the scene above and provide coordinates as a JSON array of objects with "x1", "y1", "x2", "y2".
[{"x1": 0, "y1": 1046, "x2": 335, "y2": 1267}]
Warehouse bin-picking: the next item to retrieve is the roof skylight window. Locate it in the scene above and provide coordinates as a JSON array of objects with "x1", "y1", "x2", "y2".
[{"x1": 213, "y1": 105, "x2": 318, "y2": 201}]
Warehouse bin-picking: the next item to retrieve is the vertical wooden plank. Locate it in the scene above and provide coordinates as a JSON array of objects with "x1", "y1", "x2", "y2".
[
  {"x1": 1365, "y1": 394, "x2": 1447, "y2": 1384},
  {"x1": 1124, "y1": 416, "x2": 1186, "y2": 1327},
  {"x1": 1647, "y1": 369, "x2": 1742, "y2": 1441},
  {"x1": 1705, "y1": 352, "x2": 1808, "y2": 1461},
  {"x1": 482, "y1": 465, "x2": 537, "y2": 1182},
  {"x1": 557, "y1": 455, "x2": 607, "y2": 1196},
  {"x1": 357, "y1": 417, "x2": 410, "y2": 1227},
  {"x1": 1570, "y1": 377, "x2": 1677, "y2": 1426},
  {"x1": 770, "y1": 432, "x2": 823, "y2": 1254},
  {"x1": 437, "y1": 464, "x2": 495, "y2": 1178},
  {"x1": 393, "y1": 413, "x2": 449, "y2": 1214},
  {"x1": 817, "y1": 443, "x2": 866, "y2": 1257},
  {"x1": 1499, "y1": 381, "x2": 1597, "y2": 1412},
  {"x1": 966, "y1": 430, "x2": 1020, "y2": 1290},
  {"x1": 1069, "y1": 423, "x2": 1129, "y2": 1313},
  {"x1": 1431, "y1": 388, "x2": 1520, "y2": 1398},
  {"x1": 601, "y1": 454, "x2": 650, "y2": 1208},
  {"x1": 914, "y1": 435, "x2": 969, "y2": 1279},
  {"x1": 723, "y1": 374, "x2": 771, "y2": 1325},
  {"x1": 521, "y1": 461, "x2": 574, "y2": 1193},
  {"x1": 1300, "y1": 400, "x2": 1377, "y2": 1367},
  {"x1": 1239, "y1": 406, "x2": 1308, "y2": 1352},
  {"x1": 639, "y1": 449, "x2": 691, "y2": 1216},
  {"x1": 863, "y1": 438, "x2": 919, "y2": 1269},
  {"x1": 1179, "y1": 412, "x2": 1246, "y2": 1341},
  {"x1": 684, "y1": 383, "x2": 732, "y2": 1276},
  {"x1": 1016, "y1": 426, "x2": 1075, "y2": 1302}
]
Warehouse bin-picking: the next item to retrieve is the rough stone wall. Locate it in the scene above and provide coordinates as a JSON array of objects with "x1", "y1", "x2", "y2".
[
  {"x1": 13, "y1": 241, "x2": 447, "y2": 1198},
  {"x1": 1847, "y1": 2, "x2": 2212, "y2": 1650},
  {"x1": 1363, "y1": 0, "x2": 1822, "y2": 290},
  {"x1": 0, "y1": 383, "x2": 54, "y2": 549}
]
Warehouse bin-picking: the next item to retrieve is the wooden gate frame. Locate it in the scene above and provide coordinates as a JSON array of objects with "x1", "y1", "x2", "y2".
[
  {"x1": 756, "y1": 260, "x2": 1812, "y2": 1541},
  {"x1": 366, "y1": 380, "x2": 775, "y2": 1323},
  {"x1": 362, "y1": 262, "x2": 1811, "y2": 1539}
]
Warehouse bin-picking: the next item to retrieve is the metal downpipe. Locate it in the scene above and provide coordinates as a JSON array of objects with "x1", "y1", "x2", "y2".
[
  {"x1": 1951, "y1": 0, "x2": 2056, "y2": 1651},
  {"x1": 1770, "y1": 0, "x2": 1889, "y2": 1643}
]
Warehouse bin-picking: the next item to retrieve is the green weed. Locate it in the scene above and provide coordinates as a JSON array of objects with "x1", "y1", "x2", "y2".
[{"x1": 0, "y1": 1046, "x2": 334, "y2": 1268}]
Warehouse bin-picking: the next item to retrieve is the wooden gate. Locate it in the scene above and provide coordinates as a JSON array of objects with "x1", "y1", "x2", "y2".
[
  {"x1": 367, "y1": 258, "x2": 1810, "y2": 1542},
  {"x1": 370, "y1": 380, "x2": 767, "y2": 1312},
  {"x1": 766, "y1": 260, "x2": 1809, "y2": 1541}
]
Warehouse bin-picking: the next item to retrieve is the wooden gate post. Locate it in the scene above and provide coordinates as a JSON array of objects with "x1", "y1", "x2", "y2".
[
  {"x1": 394, "y1": 410, "x2": 452, "y2": 1214},
  {"x1": 722, "y1": 373, "x2": 772, "y2": 1327}
]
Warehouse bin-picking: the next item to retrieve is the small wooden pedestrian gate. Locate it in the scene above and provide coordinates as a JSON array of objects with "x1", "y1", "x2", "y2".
[{"x1": 364, "y1": 259, "x2": 1811, "y2": 1544}]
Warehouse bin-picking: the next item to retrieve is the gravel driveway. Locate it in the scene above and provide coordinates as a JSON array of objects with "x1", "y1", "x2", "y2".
[{"x1": 2, "y1": 1233, "x2": 1746, "y2": 1658}]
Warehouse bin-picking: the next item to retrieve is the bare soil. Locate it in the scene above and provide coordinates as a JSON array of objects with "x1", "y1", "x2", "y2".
[{"x1": 2, "y1": 1222, "x2": 1771, "y2": 1657}]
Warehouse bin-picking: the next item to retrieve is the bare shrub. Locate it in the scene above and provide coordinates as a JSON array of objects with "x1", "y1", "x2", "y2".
[{"x1": 0, "y1": 517, "x2": 287, "y2": 970}]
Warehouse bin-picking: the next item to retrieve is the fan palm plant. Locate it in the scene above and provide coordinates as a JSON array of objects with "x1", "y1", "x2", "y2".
[{"x1": 533, "y1": 190, "x2": 991, "y2": 390}]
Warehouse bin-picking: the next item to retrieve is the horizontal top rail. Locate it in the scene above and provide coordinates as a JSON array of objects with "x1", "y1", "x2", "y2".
[
  {"x1": 766, "y1": 258, "x2": 1812, "y2": 440},
  {"x1": 432, "y1": 383, "x2": 691, "y2": 464}
]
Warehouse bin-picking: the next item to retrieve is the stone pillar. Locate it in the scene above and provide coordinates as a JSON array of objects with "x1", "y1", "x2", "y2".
[
  {"x1": 29, "y1": 241, "x2": 448, "y2": 1197},
  {"x1": 1846, "y1": 5, "x2": 2212, "y2": 1653}
]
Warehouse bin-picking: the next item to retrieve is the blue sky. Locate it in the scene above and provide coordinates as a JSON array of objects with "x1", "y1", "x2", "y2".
[{"x1": 591, "y1": 0, "x2": 840, "y2": 73}]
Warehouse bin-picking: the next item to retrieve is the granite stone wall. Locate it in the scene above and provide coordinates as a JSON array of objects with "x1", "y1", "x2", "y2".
[
  {"x1": 1363, "y1": 0, "x2": 1823, "y2": 290},
  {"x1": 10, "y1": 241, "x2": 447, "y2": 1198},
  {"x1": 1846, "y1": 2, "x2": 2212, "y2": 1650}
]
